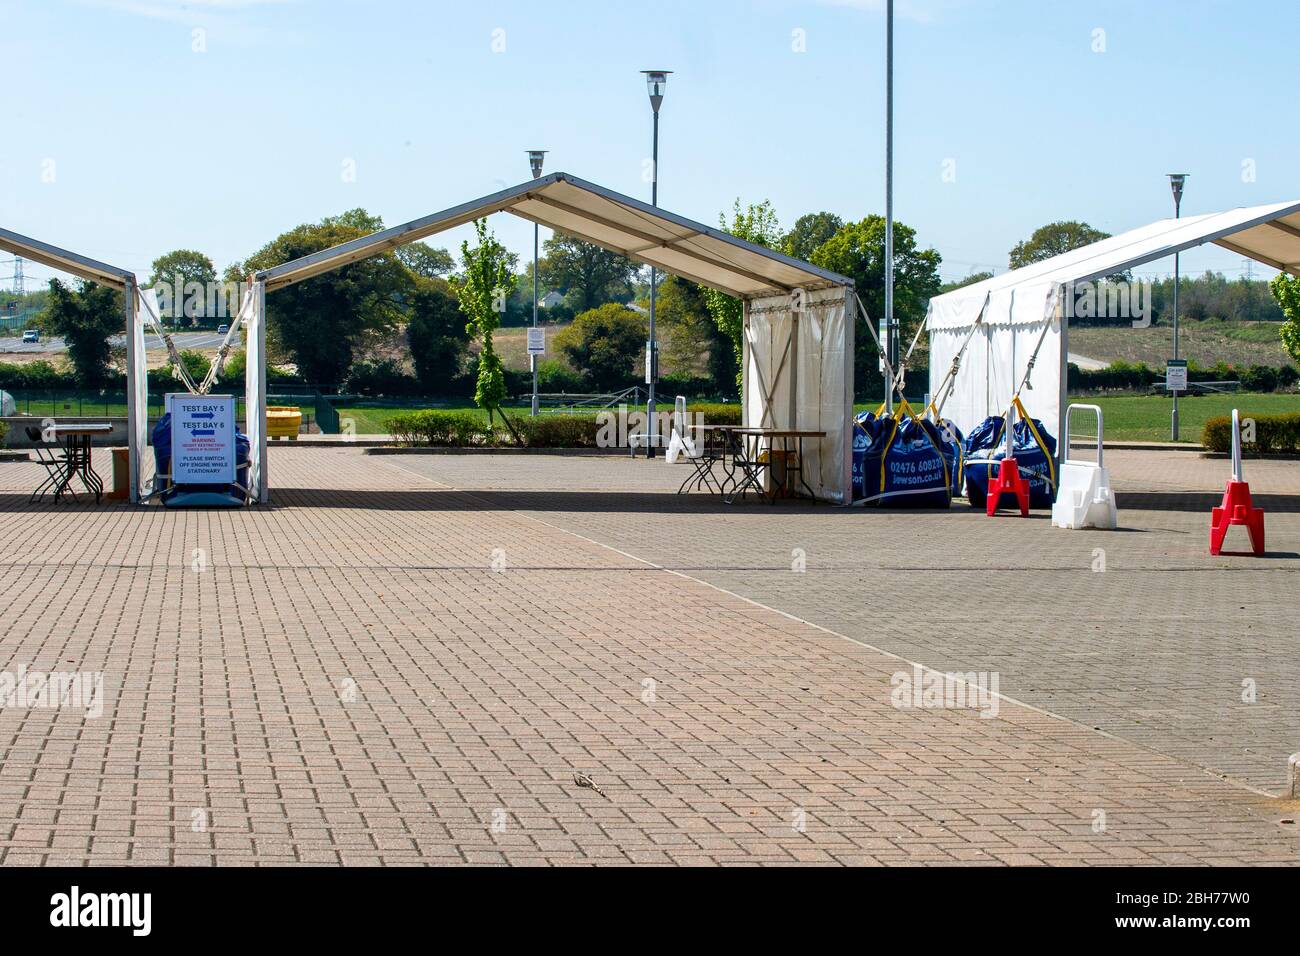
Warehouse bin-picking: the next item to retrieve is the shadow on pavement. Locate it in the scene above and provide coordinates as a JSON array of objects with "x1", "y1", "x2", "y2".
[{"x1": 1120, "y1": 491, "x2": 1300, "y2": 513}]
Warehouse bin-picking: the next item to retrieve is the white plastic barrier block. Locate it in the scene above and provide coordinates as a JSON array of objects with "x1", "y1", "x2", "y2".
[
  {"x1": 1051, "y1": 461, "x2": 1118, "y2": 529},
  {"x1": 1051, "y1": 403, "x2": 1118, "y2": 530}
]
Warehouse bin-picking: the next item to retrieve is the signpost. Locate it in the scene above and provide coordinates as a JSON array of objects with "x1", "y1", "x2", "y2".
[
  {"x1": 170, "y1": 394, "x2": 236, "y2": 485},
  {"x1": 527, "y1": 327, "x2": 545, "y2": 357},
  {"x1": 1166, "y1": 359, "x2": 1188, "y2": 393}
]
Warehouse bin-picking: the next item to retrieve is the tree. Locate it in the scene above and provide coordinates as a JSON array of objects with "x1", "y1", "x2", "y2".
[
  {"x1": 407, "y1": 276, "x2": 470, "y2": 393},
  {"x1": 553, "y1": 303, "x2": 647, "y2": 391},
  {"x1": 782, "y1": 212, "x2": 843, "y2": 262},
  {"x1": 1271, "y1": 273, "x2": 1300, "y2": 365},
  {"x1": 1009, "y1": 221, "x2": 1110, "y2": 270},
  {"x1": 703, "y1": 200, "x2": 783, "y2": 388},
  {"x1": 540, "y1": 235, "x2": 635, "y2": 311},
  {"x1": 42, "y1": 279, "x2": 123, "y2": 386},
  {"x1": 811, "y1": 216, "x2": 942, "y2": 399},
  {"x1": 458, "y1": 219, "x2": 516, "y2": 422},
  {"x1": 396, "y1": 242, "x2": 455, "y2": 280},
  {"x1": 654, "y1": 275, "x2": 734, "y2": 395},
  {"x1": 228, "y1": 209, "x2": 410, "y2": 384},
  {"x1": 148, "y1": 249, "x2": 217, "y2": 326}
]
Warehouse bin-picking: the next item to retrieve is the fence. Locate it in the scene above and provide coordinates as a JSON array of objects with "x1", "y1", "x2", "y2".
[
  {"x1": 1, "y1": 388, "x2": 339, "y2": 435},
  {"x1": 3, "y1": 389, "x2": 166, "y2": 419}
]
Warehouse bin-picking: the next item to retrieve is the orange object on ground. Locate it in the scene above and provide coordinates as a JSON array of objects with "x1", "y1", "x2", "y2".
[
  {"x1": 986, "y1": 457, "x2": 1030, "y2": 517},
  {"x1": 1210, "y1": 480, "x2": 1265, "y2": 555},
  {"x1": 108, "y1": 447, "x2": 129, "y2": 500},
  {"x1": 267, "y1": 406, "x2": 302, "y2": 440}
]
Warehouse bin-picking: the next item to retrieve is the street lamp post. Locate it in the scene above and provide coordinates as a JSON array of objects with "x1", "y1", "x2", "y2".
[
  {"x1": 1167, "y1": 172, "x2": 1188, "y2": 441},
  {"x1": 527, "y1": 149, "x2": 547, "y2": 417},
  {"x1": 884, "y1": 0, "x2": 895, "y2": 412},
  {"x1": 641, "y1": 69, "x2": 671, "y2": 458}
]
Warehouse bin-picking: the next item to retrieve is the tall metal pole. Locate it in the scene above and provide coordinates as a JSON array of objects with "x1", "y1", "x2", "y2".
[
  {"x1": 884, "y1": 0, "x2": 895, "y2": 413},
  {"x1": 527, "y1": 150, "x2": 546, "y2": 417},
  {"x1": 532, "y1": 220, "x2": 540, "y2": 416},
  {"x1": 646, "y1": 106, "x2": 660, "y2": 458},
  {"x1": 1168, "y1": 173, "x2": 1187, "y2": 442},
  {"x1": 1172, "y1": 213, "x2": 1180, "y2": 442}
]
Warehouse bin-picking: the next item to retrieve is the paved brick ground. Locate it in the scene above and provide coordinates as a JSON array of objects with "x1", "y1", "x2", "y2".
[
  {"x1": 0, "y1": 447, "x2": 1296, "y2": 865},
  {"x1": 393, "y1": 450, "x2": 1300, "y2": 796}
]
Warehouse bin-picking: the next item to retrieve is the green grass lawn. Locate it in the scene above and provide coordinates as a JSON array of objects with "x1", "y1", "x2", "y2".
[
  {"x1": 333, "y1": 401, "x2": 686, "y2": 435},
  {"x1": 1081, "y1": 391, "x2": 1300, "y2": 443},
  {"x1": 332, "y1": 405, "x2": 464, "y2": 434}
]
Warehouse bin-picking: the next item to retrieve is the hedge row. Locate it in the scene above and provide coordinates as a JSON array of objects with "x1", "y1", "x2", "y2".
[
  {"x1": 1202, "y1": 413, "x2": 1300, "y2": 454},
  {"x1": 1068, "y1": 361, "x2": 1299, "y2": 393},
  {"x1": 385, "y1": 403, "x2": 742, "y2": 447}
]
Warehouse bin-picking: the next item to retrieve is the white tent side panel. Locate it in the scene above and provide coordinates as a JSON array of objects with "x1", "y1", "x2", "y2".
[
  {"x1": 745, "y1": 287, "x2": 852, "y2": 504},
  {"x1": 927, "y1": 283, "x2": 1063, "y2": 443},
  {"x1": 130, "y1": 288, "x2": 155, "y2": 499},
  {"x1": 246, "y1": 282, "x2": 268, "y2": 502}
]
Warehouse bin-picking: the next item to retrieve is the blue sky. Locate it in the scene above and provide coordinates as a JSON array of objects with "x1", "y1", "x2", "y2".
[{"x1": 1, "y1": 0, "x2": 1292, "y2": 289}]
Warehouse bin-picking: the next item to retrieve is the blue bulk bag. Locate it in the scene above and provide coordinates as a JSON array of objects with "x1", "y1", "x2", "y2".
[
  {"x1": 852, "y1": 409, "x2": 958, "y2": 508},
  {"x1": 962, "y1": 412, "x2": 1057, "y2": 509},
  {"x1": 152, "y1": 411, "x2": 250, "y2": 503}
]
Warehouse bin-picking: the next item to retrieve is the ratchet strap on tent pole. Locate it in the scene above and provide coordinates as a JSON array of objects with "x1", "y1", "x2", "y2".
[
  {"x1": 890, "y1": 312, "x2": 930, "y2": 399},
  {"x1": 986, "y1": 394, "x2": 1057, "y2": 492},
  {"x1": 988, "y1": 300, "x2": 1059, "y2": 492},
  {"x1": 926, "y1": 291, "x2": 990, "y2": 422},
  {"x1": 1012, "y1": 304, "x2": 1056, "y2": 398},
  {"x1": 136, "y1": 289, "x2": 202, "y2": 394},
  {"x1": 853, "y1": 291, "x2": 900, "y2": 398},
  {"x1": 198, "y1": 282, "x2": 255, "y2": 394}
]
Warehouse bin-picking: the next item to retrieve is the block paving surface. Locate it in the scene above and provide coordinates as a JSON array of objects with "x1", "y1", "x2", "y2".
[{"x1": 0, "y1": 445, "x2": 1296, "y2": 865}]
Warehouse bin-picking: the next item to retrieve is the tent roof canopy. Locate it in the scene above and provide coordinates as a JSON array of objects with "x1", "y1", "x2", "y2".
[
  {"x1": 928, "y1": 199, "x2": 1300, "y2": 329},
  {"x1": 257, "y1": 172, "x2": 853, "y2": 299},
  {"x1": 0, "y1": 226, "x2": 134, "y2": 291}
]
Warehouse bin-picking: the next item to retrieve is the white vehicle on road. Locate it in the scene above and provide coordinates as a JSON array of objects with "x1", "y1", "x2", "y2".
[{"x1": 21, "y1": 329, "x2": 39, "y2": 343}]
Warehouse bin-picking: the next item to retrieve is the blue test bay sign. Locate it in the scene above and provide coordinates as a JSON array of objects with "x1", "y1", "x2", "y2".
[{"x1": 171, "y1": 395, "x2": 236, "y2": 484}]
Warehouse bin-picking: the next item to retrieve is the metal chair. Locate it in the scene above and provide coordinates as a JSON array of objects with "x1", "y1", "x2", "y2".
[{"x1": 26, "y1": 425, "x2": 74, "y2": 503}]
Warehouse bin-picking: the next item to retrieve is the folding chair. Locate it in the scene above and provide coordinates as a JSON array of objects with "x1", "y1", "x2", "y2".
[{"x1": 27, "y1": 426, "x2": 74, "y2": 503}]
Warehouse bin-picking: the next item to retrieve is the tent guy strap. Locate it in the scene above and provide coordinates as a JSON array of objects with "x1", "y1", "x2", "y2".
[{"x1": 257, "y1": 172, "x2": 854, "y2": 301}]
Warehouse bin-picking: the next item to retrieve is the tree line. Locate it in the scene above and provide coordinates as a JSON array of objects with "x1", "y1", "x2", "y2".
[{"x1": 14, "y1": 211, "x2": 1298, "y2": 401}]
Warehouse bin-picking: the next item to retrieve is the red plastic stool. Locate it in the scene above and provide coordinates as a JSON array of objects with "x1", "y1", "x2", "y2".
[
  {"x1": 1210, "y1": 480, "x2": 1265, "y2": 555},
  {"x1": 986, "y1": 457, "x2": 1030, "y2": 517}
]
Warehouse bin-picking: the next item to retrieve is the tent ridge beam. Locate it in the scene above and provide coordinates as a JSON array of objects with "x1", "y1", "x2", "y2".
[
  {"x1": 1265, "y1": 219, "x2": 1300, "y2": 242},
  {"x1": 521, "y1": 190, "x2": 796, "y2": 294},
  {"x1": 0, "y1": 226, "x2": 132, "y2": 290},
  {"x1": 501, "y1": 209, "x2": 739, "y2": 295},
  {"x1": 1213, "y1": 236, "x2": 1298, "y2": 276}
]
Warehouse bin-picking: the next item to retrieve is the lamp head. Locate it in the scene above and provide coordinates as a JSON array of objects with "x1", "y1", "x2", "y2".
[
  {"x1": 642, "y1": 70, "x2": 672, "y2": 113},
  {"x1": 1167, "y1": 172, "x2": 1189, "y2": 207},
  {"x1": 527, "y1": 150, "x2": 547, "y2": 180}
]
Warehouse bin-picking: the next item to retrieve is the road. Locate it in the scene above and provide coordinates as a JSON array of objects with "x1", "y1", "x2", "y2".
[
  {"x1": 1067, "y1": 351, "x2": 1109, "y2": 370},
  {"x1": 0, "y1": 331, "x2": 229, "y2": 354}
]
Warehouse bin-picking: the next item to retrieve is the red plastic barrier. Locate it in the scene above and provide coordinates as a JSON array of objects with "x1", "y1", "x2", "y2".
[
  {"x1": 986, "y1": 457, "x2": 1030, "y2": 517},
  {"x1": 1209, "y1": 480, "x2": 1265, "y2": 556}
]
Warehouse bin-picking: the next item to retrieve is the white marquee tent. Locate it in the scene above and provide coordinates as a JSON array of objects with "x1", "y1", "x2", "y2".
[
  {"x1": 160, "y1": 173, "x2": 857, "y2": 505},
  {"x1": 926, "y1": 199, "x2": 1300, "y2": 451},
  {"x1": 0, "y1": 227, "x2": 148, "y2": 495}
]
